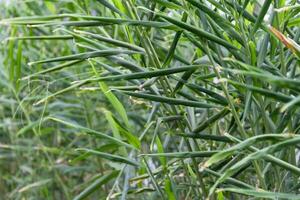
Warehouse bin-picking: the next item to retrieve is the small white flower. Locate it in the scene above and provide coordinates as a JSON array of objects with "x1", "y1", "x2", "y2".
[{"x1": 213, "y1": 77, "x2": 219, "y2": 84}]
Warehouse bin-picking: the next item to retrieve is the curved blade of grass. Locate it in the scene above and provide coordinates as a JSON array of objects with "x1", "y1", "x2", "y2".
[
  {"x1": 96, "y1": 0, "x2": 123, "y2": 15},
  {"x1": 251, "y1": 0, "x2": 272, "y2": 34},
  {"x1": 204, "y1": 168, "x2": 253, "y2": 189},
  {"x1": 103, "y1": 109, "x2": 140, "y2": 149},
  {"x1": 162, "y1": 12, "x2": 187, "y2": 68},
  {"x1": 53, "y1": 29, "x2": 147, "y2": 73},
  {"x1": 204, "y1": 134, "x2": 295, "y2": 168},
  {"x1": 173, "y1": 69, "x2": 194, "y2": 94},
  {"x1": 1, "y1": 14, "x2": 85, "y2": 22},
  {"x1": 209, "y1": 136, "x2": 300, "y2": 196},
  {"x1": 155, "y1": 136, "x2": 166, "y2": 167},
  {"x1": 164, "y1": 177, "x2": 176, "y2": 200},
  {"x1": 111, "y1": 187, "x2": 156, "y2": 198},
  {"x1": 111, "y1": 0, "x2": 126, "y2": 14},
  {"x1": 2, "y1": 14, "x2": 176, "y2": 29},
  {"x1": 228, "y1": 80, "x2": 292, "y2": 102},
  {"x1": 34, "y1": 80, "x2": 86, "y2": 105},
  {"x1": 171, "y1": 76, "x2": 228, "y2": 105},
  {"x1": 16, "y1": 120, "x2": 40, "y2": 136},
  {"x1": 257, "y1": 33, "x2": 270, "y2": 66},
  {"x1": 29, "y1": 20, "x2": 177, "y2": 30},
  {"x1": 18, "y1": 179, "x2": 52, "y2": 193},
  {"x1": 47, "y1": 117, "x2": 135, "y2": 149},
  {"x1": 281, "y1": 95, "x2": 300, "y2": 112},
  {"x1": 153, "y1": 0, "x2": 182, "y2": 9},
  {"x1": 156, "y1": 13, "x2": 238, "y2": 50},
  {"x1": 15, "y1": 40, "x2": 22, "y2": 91},
  {"x1": 87, "y1": 65, "x2": 203, "y2": 82},
  {"x1": 74, "y1": 171, "x2": 120, "y2": 200},
  {"x1": 141, "y1": 151, "x2": 218, "y2": 158},
  {"x1": 142, "y1": 158, "x2": 165, "y2": 199},
  {"x1": 103, "y1": 110, "x2": 128, "y2": 156},
  {"x1": 223, "y1": 68, "x2": 300, "y2": 90},
  {"x1": 193, "y1": 108, "x2": 230, "y2": 133},
  {"x1": 74, "y1": 30, "x2": 145, "y2": 52},
  {"x1": 227, "y1": 134, "x2": 300, "y2": 175},
  {"x1": 222, "y1": 57, "x2": 265, "y2": 73},
  {"x1": 186, "y1": 0, "x2": 230, "y2": 26},
  {"x1": 7, "y1": 27, "x2": 16, "y2": 83},
  {"x1": 177, "y1": 133, "x2": 233, "y2": 143},
  {"x1": 77, "y1": 148, "x2": 139, "y2": 166},
  {"x1": 288, "y1": 17, "x2": 300, "y2": 27},
  {"x1": 89, "y1": 60, "x2": 130, "y2": 128},
  {"x1": 28, "y1": 50, "x2": 141, "y2": 66},
  {"x1": 23, "y1": 60, "x2": 84, "y2": 79},
  {"x1": 217, "y1": 188, "x2": 300, "y2": 199},
  {"x1": 118, "y1": 90, "x2": 221, "y2": 109},
  {"x1": 225, "y1": 1, "x2": 266, "y2": 31},
  {"x1": 5, "y1": 35, "x2": 73, "y2": 41},
  {"x1": 274, "y1": 4, "x2": 300, "y2": 13}
]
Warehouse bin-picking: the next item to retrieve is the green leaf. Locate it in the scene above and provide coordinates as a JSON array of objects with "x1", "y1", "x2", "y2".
[
  {"x1": 228, "y1": 80, "x2": 292, "y2": 103},
  {"x1": 100, "y1": 81, "x2": 130, "y2": 127},
  {"x1": 47, "y1": 117, "x2": 134, "y2": 149},
  {"x1": 141, "y1": 151, "x2": 218, "y2": 158},
  {"x1": 104, "y1": 110, "x2": 140, "y2": 149},
  {"x1": 23, "y1": 60, "x2": 84, "y2": 79},
  {"x1": 119, "y1": 90, "x2": 221, "y2": 109},
  {"x1": 103, "y1": 110, "x2": 128, "y2": 156},
  {"x1": 209, "y1": 136, "x2": 300, "y2": 196},
  {"x1": 156, "y1": 13, "x2": 238, "y2": 49},
  {"x1": 96, "y1": 0, "x2": 123, "y2": 15},
  {"x1": 74, "y1": 171, "x2": 120, "y2": 200},
  {"x1": 74, "y1": 30, "x2": 145, "y2": 52},
  {"x1": 28, "y1": 50, "x2": 141, "y2": 66},
  {"x1": 77, "y1": 148, "x2": 139, "y2": 166},
  {"x1": 156, "y1": 136, "x2": 166, "y2": 167},
  {"x1": 89, "y1": 60, "x2": 130, "y2": 128},
  {"x1": 193, "y1": 108, "x2": 230, "y2": 133},
  {"x1": 217, "y1": 188, "x2": 300, "y2": 199},
  {"x1": 153, "y1": 0, "x2": 182, "y2": 9},
  {"x1": 15, "y1": 40, "x2": 23, "y2": 91},
  {"x1": 164, "y1": 177, "x2": 176, "y2": 200},
  {"x1": 204, "y1": 134, "x2": 295, "y2": 168},
  {"x1": 6, "y1": 35, "x2": 73, "y2": 41},
  {"x1": 251, "y1": 0, "x2": 272, "y2": 34}
]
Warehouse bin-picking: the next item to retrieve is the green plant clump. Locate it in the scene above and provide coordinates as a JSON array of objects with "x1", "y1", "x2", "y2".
[{"x1": 1, "y1": 0, "x2": 300, "y2": 199}]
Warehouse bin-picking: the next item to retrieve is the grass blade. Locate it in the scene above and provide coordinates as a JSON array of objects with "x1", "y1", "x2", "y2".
[
  {"x1": 47, "y1": 117, "x2": 135, "y2": 149},
  {"x1": 77, "y1": 148, "x2": 139, "y2": 166},
  {"x1": 251, "y1": 0, "x2": 272, "y2": 34},
  {"x1": 118, "y1": 90, "x2": 221, "y2": 109},
  {"x1": 156, "y1": 13, "x2": 238, "y2": 50},
  {"x1": 28, "y1": 50, "x2": 142, "y2": 66},
  {"x1": 141, "y1": 151, "x2": 218, "y2": 158},
  {"x1": 217, "y1": 188, "x2": 300, "y2": 199}
]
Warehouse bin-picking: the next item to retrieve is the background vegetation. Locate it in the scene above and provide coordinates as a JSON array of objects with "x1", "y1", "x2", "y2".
[{"x1": 1, "y1": 0, "x2": 300, "y2": 199}]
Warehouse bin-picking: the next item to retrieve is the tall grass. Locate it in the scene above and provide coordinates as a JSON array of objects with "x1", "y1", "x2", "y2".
[{"x1": 1, "y1": 0, "x2": 300, "y2": 199}]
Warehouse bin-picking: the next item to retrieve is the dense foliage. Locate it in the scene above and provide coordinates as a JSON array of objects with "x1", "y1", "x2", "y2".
[{"x1": 1, "y1": 0, "x2": 300, "y2": 199}]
